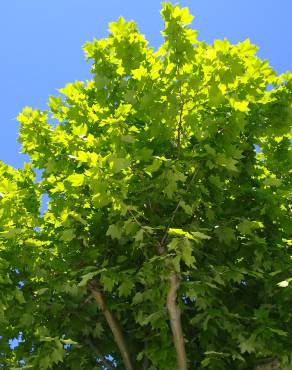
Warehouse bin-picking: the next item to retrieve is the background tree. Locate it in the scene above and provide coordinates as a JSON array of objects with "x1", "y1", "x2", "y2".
[{"x1": 0, "y1": 2, "x2": 291, "y2": 369}]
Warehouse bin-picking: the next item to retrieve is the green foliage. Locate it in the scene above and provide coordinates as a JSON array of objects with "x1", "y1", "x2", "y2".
[{"x1": 1, "y1": 3, "x2": 291, "y2": 369}]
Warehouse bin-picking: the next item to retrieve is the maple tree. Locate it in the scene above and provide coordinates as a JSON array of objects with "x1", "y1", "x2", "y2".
[{"x1": 0, "y1": 3, "x2": 291, "y2": 369}]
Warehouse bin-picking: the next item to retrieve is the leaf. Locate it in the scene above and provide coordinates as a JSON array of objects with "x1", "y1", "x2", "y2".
[
  {"x1": 181, "y1": 239, "x2": 196, "y2": 267},
  {"x1": 168, "y1": 228, "x2": 194, "y2": 240},
  {"x1": 60, "y1": 229, "x2": 75, "y2": 242},
  {"x1": 191, "y1": 231, "x2": 211, "y2": 241},
  {"x1": 61, "y1": 338, "x2": 78, "y2": 345},
  {"x1": 14, "y1": 290, "x2": 25, "y2": 304},
  {"x1": 216, "y1": 154, "x2": 238, "y2": 171},
  {"x1": 215, "y1": 226, "x2": 235, "y2": 245},
  {"x1": 229, "y1": 98, "x2": 249, "y2": 112},
  {"x1": 66, "y1": 173, "x2": 84, "y2": 187},
  {"x1": 35, "y1": 288, "x2": 49, "y2": 296},
  {"x1": 144, "y1": 159, "x2": 162, "y2": 176},
  {"x1": 239, "y1": 335, "x2": 257, "y2": 354},
  {"x1": 277, "y1": 280, "x2": 289, "y2": 288},
  {"x1": 72, "y1": 124, "x2": 88, "y2": 138},
  {"x1": 134, "y1": 229, "x2": 144, "y2": 242},
  {"x1": 78, "y1": 271, "x2": 99, "y2": 287},
  {"x1": 0, "y1": 178, "x2": 17, "y2": 193},
  {"x1": 110, "y1": 157, "x2": 130, "y2": 173},
  {"x1": 106, "y1": 224, "x2": 122, "y2": 240},
  {"x1": 237, "y1": 219, "x2": 262, "y2": 235},
  {"x1": 132, "y1": 66, "x2": 148, "y2": 80},
  {"x1": 263, "y1": 178, "x2": 282, "y2": 187},
  {"x1": 51, "y1": 346, "x2": 64, "y2": 364},
  {"x1": 92, "y1": 323, "x2": 104, "y2": 338},
  {"x1": 118, "y1": 280, "x2": 134, "y2": 297},
  {"x1": 101, "y1": 275, "x2": 115, "y2": 292},
  {"x1": 132, "y1": 292, "x2": 143, "y2": 305},
  {"x1": 268, "y1": 327, "x2": 288, "y2": 336},
  {"x1": 0, "y1": 228, "x2": 23, "y2": 239},
  {"x1": 39, "y1": 356, "x2": 51, "y2": 370}
]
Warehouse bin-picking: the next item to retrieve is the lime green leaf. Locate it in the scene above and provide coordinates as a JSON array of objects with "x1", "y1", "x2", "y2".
[
  {"x1": 169, "y1": 228, "x2": 194, "y2": 240},
  {"x1": 66, "y1": 173, "x2": 84, "y2": 187}
]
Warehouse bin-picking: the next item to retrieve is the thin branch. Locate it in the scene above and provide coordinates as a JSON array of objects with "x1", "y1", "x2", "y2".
[
  {"x1": 88, "y1": 284, "x2": 134, "y2": 370},
  {"x1": 84, "y1": 337, "x2": 116, "y2": 370},
  {"x1": 167, "y1": 272, "x2": 187, "y2": 370}
]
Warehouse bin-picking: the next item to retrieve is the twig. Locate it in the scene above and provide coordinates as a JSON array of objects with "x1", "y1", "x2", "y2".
[{"x1": 88, "y1": 283, "x2": 134, "y2": 370}]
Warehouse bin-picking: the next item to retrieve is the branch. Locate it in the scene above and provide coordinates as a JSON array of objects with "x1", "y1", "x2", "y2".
[
  {"x1": 166, "y1": 272, "x2": 187, "y2": 370},
  {"x1": 83, "y1": 337, "x2": 116, "y2": 370},
  {"x1": 88, "y1": 284, "x2": 134, "y2": 370}
]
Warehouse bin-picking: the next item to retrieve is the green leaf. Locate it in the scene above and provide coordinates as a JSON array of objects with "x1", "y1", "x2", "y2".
[
  {"x1": 106, "y1": 224, "x2": 122, "y2": 240},
  {"x1": 61, "y1": 338, "x2": 78, "y2": 345},
  {"x1": 39, "y1": 356, "x2": 51, "y2": 370},
  {"x1": 78, "y1": 271, "x2": 99, "y2": 287},
  {"x1": 60, "y1": 229, "x2": 76, "y2": 242},
  {"x1": 51, "y1": 346, "x2": 64, "y2": 364},
  {"x1": 110, "y1": 157, "x2": 130, "y2": 173},
  {"x1": 191, "y1": 231, "x2": 211, "y2": 241},
  {"x1": 118, "y1": 280, "x2": 135, "y2": 297},
  {"x1": 181, "y1": 239, "x2": 196, "y2": 267},
  {"x1": 66, "y1": 173, "x2": 84, "y2": 187},
  {"x1": 92, "y1": 323, "x2": 104, "y2": 338},
  {"x1": 14, "y1": 290, "x2": 25, "y2": 304},
  {"x1": 215, "y1": 226, "x2": 235, "y2": 245}
]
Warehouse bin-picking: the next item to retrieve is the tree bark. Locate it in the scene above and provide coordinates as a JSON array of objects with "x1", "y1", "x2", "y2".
[
  {"x1": 166, "y1": 272, "x2": 187, "y2": 370},
  {"x1": 90, "y1": 286, "x2": 134, "y2": 370},
  {"x1": 253, "y1": 359, "x2": 281, "y2": 370}
]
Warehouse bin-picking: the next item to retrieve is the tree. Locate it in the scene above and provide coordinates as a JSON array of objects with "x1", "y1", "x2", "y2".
[{"x1": 0, "y1": 2, "x2": 291, "y2": 369}]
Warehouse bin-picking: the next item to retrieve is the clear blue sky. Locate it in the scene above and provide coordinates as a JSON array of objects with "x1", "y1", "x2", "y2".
[{"x1": 0, "y1": 0, "x2": 291, "y2": 168}]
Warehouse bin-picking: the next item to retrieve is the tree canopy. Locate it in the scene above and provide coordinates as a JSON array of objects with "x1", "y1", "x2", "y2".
[{"x1": 0, "y1": 3, "x2": 291, "y2": 369}]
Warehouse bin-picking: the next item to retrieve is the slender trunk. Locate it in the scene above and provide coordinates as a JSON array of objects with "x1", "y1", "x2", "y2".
[
  {"x1": 90, "y1": 287, "x2": 134, "y2": 370},
  {"x1": 166, "y1": 272, "x2": 187, "y2": 370}
]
